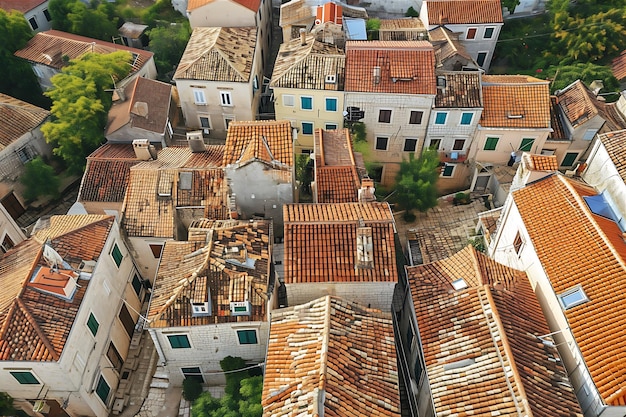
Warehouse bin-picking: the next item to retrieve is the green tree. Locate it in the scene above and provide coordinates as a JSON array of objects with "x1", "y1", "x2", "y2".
[
  {"x1": 366, "y1": 18, "x2": 380, "y2": 40},
  {"x1": 21, "y1": 157, "x2": 60, "y2": 201},
  {"x1": 537, "y1": 63, "x2": 619, "y2": 96},
  {"x1": 143, "y1": 0, "x2": 185, "y2": 27},
  {"x1": 148, "y1": 21, "x2": 191, "y2": 79},
  {"x1": 49, "y1": 0, "x2": 118, "y2": 41},
  {"x1": 502, "y1": 0, "x2": 520, "y2": 14},
  {"x1": 395, "y1": 149, "x2": 440, "y2": 215}
]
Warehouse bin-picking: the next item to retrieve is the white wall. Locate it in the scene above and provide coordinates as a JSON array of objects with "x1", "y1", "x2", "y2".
[
  {"x1": 128, "y1": 236, "x2": 167, "y2": 283},
  {"x1": 286, "y1": 282, "x2": 396, "y2": 312},
  {"x1": 25, "y1": 2, "x2": 52, "y2": 33}
]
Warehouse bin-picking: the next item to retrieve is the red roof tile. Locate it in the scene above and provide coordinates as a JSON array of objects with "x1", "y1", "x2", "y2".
[
  {"x1": 598, "y1": 130, "x2": 626, "y2": 183},
  {"x1": 0, "y1": 93, "x2": 49, "y2": 150},
  {"x1": 0, "y1": 0, "x2": 46, "y2": 13},
  {"x1": 611, "y1": 50, "x2": 626, "y2": 81},
  {"x1": 79, "y1": 144, "x2": 140, "y2": 203},
  {"x1": 223, "y1": 120, "x2": 293, "y2": 166},
  {"x1": 314, "y1": 129, "x2": 360, "y2": 203},
  {"x1": 424, "y1": 0, "x2": 503, "y2": 25}
]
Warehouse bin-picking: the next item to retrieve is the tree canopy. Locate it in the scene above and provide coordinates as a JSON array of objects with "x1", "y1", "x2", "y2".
[
  {"x1": 148, "y1": 21, "x2": 191, "y2": 80},
  {"x1": 536, "y1": 63, "x2": 620, "y2": 94},
  {"x1": 395, "y1": 149, "x2": 440, "y2": 215},
  {"x1": 21, "y1": 157, "x2": 60, "y2": 201},
  {"x1": 49, "y1": 0, "x2": 118, "y2": 41}
]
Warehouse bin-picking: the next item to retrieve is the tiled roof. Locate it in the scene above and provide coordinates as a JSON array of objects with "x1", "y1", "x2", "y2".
[
  {"x1": 434, "y1": 71, "x2": 482, "y2": 108},
  {"x1": 424, "y1": 0, "x2": 503, "y2": 25},
  {"x1": 480, "y1": 75, "x2": 551, "y2": 129},
  {"x1": 79, "y1": 144, "x2": 140, "y2": 203},
  {"x1": 0, "y1": 0, "x2": 46, "y2": 13},
  {"x1": 223, "y1": 120, "x2": 293, "y2": 166},
  {"x1": 612, "y1": 50, "x2": 626, "y2": 81},
  {"x1": 512, "y1": 174, "x2": 626, "y2": 405},
  {"x1": 173, "y1": 27, "x2": 256, "y2": 82},
  {"x1": 477, "y1": 208, "x2": 500, "y2": 244},
  {"x1": 279, "y1": 0, "x2": 314, "y2": 27},
  {"x1": 270, "y1": 35, "x2": 345, "y2": 90},
  {"x1": 380, "y1": 17, "x2": 425, "y2": 31},
  {"x1": 524, "y1": 153, "x2": 558, "y2": 171},
  {"x1": 407, "y1": 246, "x2": 582, "y2": 416},
  {"x1": 188, "y1": 0, "x2": 260, "y2": 12},
  {"x1": 14, "y1": 30, "x2": 153, "y2": 74},
  {"x1": 548, "y1": 96, "x2": 569, "y2": 140},
  {"x1": 598, "y1": 130, "x2": 626, "y2": 182},
  {"x1": 31, "y1": 214, "x2": 113, "y2": 242},
  {"x1": 429, "y1": 27, "x2": 474, "y2": 68},
  {"x1": 106, "y1": 77, "x2": 172, "y2": 136},
  {"x1": 147, "y1": 220, "x2": 271, "y2": 328},
  {"x1": 262, "y1": 295, "x2": 400, "y2": 416},
  {"x1": 283, "y1": 202, "x2": 397, "y2": 283},
  {"x1": 314, "y1": 129, "x2": 360, "y2": 203},
  {"x1": 379, "y1": 18, "x2": 427, "y2": 41},
  {"x1": 345, "y1": 41, "x2": 436, "y2": 95},
  {"x1": 122, "y1": 146, "x2": 228, "y2": 238},
  {"x1": 0, "y1": 93, "x2": 49, "y2": 150},
  {"x1": 0, "y1": 216, "x2": 114, "y2": 362}
]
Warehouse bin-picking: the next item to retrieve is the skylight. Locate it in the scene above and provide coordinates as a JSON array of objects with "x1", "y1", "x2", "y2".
[
  {"x1": 558, "y1": 286, "x2": 589, "y2": 310},
  {"x1": 452, "y1": 278, "x2": 468, "y2": 291}
]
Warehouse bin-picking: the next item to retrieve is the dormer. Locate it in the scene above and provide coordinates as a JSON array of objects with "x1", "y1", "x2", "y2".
[{"x1": 325, "y1": 74, "x2": 336, "y2": 84}]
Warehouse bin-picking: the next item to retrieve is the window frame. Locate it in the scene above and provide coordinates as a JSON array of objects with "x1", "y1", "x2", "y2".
[
  {"x1": 301, "y1": 121, "x2": 314, "y2": 135},
  {"x1": 558, "y1": 286, "x2": 589, "y2": 310},
  {"x1": 181, "y1": 367, "x2": 204, "y2": 384},
  {"x1": 28, "y1": 17, "x2": 38, "y2": 30},
  {"x1": 43, "y1": 9, "x2": 51, "y2": 21},
  {"x1": 441, "y1": 164, "x2": 455, "y2": 177},
  {"x1": 131, "y1": 274, "x2": 143, "y2": 298},
  {"x1": 375, "y1": 137, "x2": 389, "y2": 151},
  {"x1": 519, "y1": 138, "x2": 535, "y2": 152},
  {"x1": 325, "y1": 123, "x2": 338, "y2": 130},
  {"x1": 484, "y1": 27, "x2": 495, "y2": 39},
  {"x1": 513, "y1": 232, "x2": 524, "y2": 255},
  {"x1": 193, "y1": 89, "x2": 206, "y2": 105},
  {"x1": 236, "y1": 329, "x2": 258, "y2": 345},
  {"x1": 167, "y1": 334, "x2": 191, "y2": 349},
  {"x1": 484, "y1": 137, "x2": 499, "y2": 151},
  {"x1": 1, "y1": 234, "x2": 15, "y2": 254},
  {"x1": 87, "y1": 312, "x2": 99, "y2": 337},
  {"x1": 111, "y1": 243, "x2": 123, "y2": 267},
  {"x1": 106, "y1": 342, "x2": 124, "y2": 373},
  {"x1": 219, "y1": 91, "x2": 233, "y2": 107},
  {"x1": 409, "y1": 110, "x2": 423, "y2": 125},
  {"x1": 378, "y1": 109, "x2": 392, "y2": 123},
  {"x1": 429, "y1": 138, "x2": 441, "y2": 150},
  {"x1": 466, "y1": 27, "x2": 477, "y2": 40},
  {"x1": 199, "y1": 116, "x2": 211, "y2": 129},
  {"x1": 300, "y1": 96, "x2": 313, "y2": 110},
  {"x1": 561, "y1": 152, "x2": 579, "y2": 167},
  {"x1": 476, "y1": 52, "x2": 488, "y2": 67},
  {"x1": 459, "y1": 112, "x2": 473, "y2": 126},
  {"x1": 10, "y1": 371, "x2": 40, "y2": 385},
  {"x1": 325, "y1": 97, "x2": 338, "y2": 112},
  {"x1": 452, "y1": 139, "x2": 465, "y2": 151},
  {"x1": 95, "y1": 375, "x2": 111, "y2": 405},
  {"x1": 224, "y1": 116, "x2": 235, "y2": 130},
  {"x1": 404, "y1": 138, "x2": 418, "y2": 152},
  {"x1": 434, "y1": 112, "x2": 448, "y2": 125},
  {"x1": 282, "y1": 94, "x2": 295, "y2": 107}
]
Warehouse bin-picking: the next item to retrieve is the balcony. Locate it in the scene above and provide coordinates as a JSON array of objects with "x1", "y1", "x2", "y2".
[{"x1": 439, "y1": 151, "x2": 467, "y2": 163}]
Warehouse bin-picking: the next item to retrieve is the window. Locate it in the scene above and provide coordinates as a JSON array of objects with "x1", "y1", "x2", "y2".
[
  {"x1": 453, "y1": 139, "x2": 465, "y2": 151},
  {"x1": 300, "y1": 96, "x2": 313, "y2": 110},
  {"x1": 119, "y1": 304, "x2": 136, "y2": 339},
  {"x1": 441, "y1": 164, "x2": 454, "y2": 177},
  {"x1": 404, "y1": 138, "x2": 418, "y2": 152},
  {"x1": 16, "y1": 146, "x2": 35, "y2": 164},
  {"x1": 182, "y1": 367, "x2": 204, "y2": 384},
  {"x1": 107, "y1": 342, "x2": 123, "y2": 373},
  {"x1": 513, "y1": 232, "x2": 523, "y2": 255},
  {"x1": 95, "y1": 375, "x2": 111, "y2": 404},
  {"x1": 253, "y1": 75, "x2": 259, "y2": 92},
  {"x1": 325, "y1": 123, "x2": 338, "y2": 130},
  {"x1": 111, "y1": 243, "x2": 123, "y2": 267},
  {"x1": 1, "y1": 234, "x2": 14, "y2": 254},
  {"x1": 369, "y1": 166, "x2": 383, "y2": 182},
  {"x1": 132, "y1": 274, "x2": 143, "y2": 298},
  {"x1": 484, "y1": 137, "x2": 499, "y2": 150},
  {"x1": 558, "y1": 286, "x2": 589, "y2": 310},
  {"x1": 484, "y1": 27, "x2": 495, "y2": 39},
  {"x1": 199, "y1": 117, "x2": 210, "y2": 129},
  {"x1": 434, "y1": 112, "x2": 447, "y2": 125},
  {"x1": 283, "y1": 95, "x2": 295, "y2": 107},
  {"x1": 193, "y1": 89, "x2": 206, "y2": 105},
  {"x1": 224, "y1": 117, "x2": 234, "y2": 130},
  {"x1": 167, "y1": 334, "x2": 191, "y2": 349},
  {"x1": 409, "y1": 111, "x2": 423, "y2": 124},
  {"x1": 583, "y1": 129, "x2": 598, "y2": 140},
  {"x1": 325, "y1": 97, "x2": 338, "y2": 112},
  {"x1": 375, "y1": 137, "x2": 389, "y2": 150},
  {"x1": 220, "y1": 91, "x2": 232, "y2": 106},
  {"x1": 237, "y1": 329, "x2": 258, "y2": 344},
  {"x1": 43, "y1": 9, "x2": 51, "y2": 21},
  {"x1": 87, "y1": 313, "x2": 99, "y2": 336},
  {"x1": 149, "y1": 244, "x2": 163, "y2": 258},
  {"x1": 437, "y1": 76, "x2": 447, "y2": 88},
  {"x1": 476, "y1": 52, "x2": 488, "y2": 67},
  {"x1": 466, "y1": 27, "x2": 477, "y2": 39},
  {"x1": 378, "y1": 109, "x2": 392, "y2": 123},
  {"x1": 562, "y1": 152, "x2": 578, "y2": 167},
  {"x1": 460, "y1": 113, "x2": 473, "y2": 125},
  {"x1": 29, "y1": 17, "x2": 38, "y2": 30},
  {"x1": 414, "y1": 357, "x2": 423, "y2": 382},
  {"x1": 519, "y1": 138, "x2": 535, "y2": 152},
  {"x1": 10, "y1": 371, "x2": 39, "y2": 384},
  {"x1": 302, "y1": 122, "x2": 314, "y2": 135},
  {"x1": 429, "y1": 138, "x2": 441, "y2": 150}
]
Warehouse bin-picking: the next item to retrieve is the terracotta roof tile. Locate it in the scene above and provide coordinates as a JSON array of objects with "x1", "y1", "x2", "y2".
[
  {"x1": 611, "y1": 50, "x2": 626, "y2": 81},
  {"x1": 345, "y1": 41, "x2": 436, "y2": 95},
  {"x1": 407, "y1": 246, "x2": 582, "y2": 417},
  {"x1": 147, "y1": 220, "x2": 271, "y2": 328},
  {"x1": 524, "y1": 153, "x2": 559, "y2": 171},
  {"x1": 283, "y1": 203, "x2": 397, "y2": 283},
  {"x1": 79, "y1": 144, "x2": 140, "y2": 203},
  {"x1": 14, "y1": 30, "x2": 153, "y2": 75},
  {"x1": 556, "y1": 81, "x2": 626, "y2": 132},
  {"x1": 262, "y1": 295, "x2": 400, "y2": 416},
  {"x1": 0, "y1": 93, "x2": 49, "y2": 150},
  {"x1": 188, "y1": 0, "x2": 260, "y2": 12},
  {"x1": 0, "y1": 0, "x2": 46, "y2": 13},
  {"x1": 223, "y1": 120, "x2": 293, "y2": 166},
  {"x1": 314, "y1": 129, "x2": 360, "y2": 203},
  {"x1": 598, "y1": 130, "x2": 626, "y2": 182},
  {"x1": 434, "y1": 71, "x2": 482, "y2": 108},
  {"x1": 174, "y1": 27, "x2": 256, "y2": 82},
  {"x1": 548, "y1": 96, "x2": 569, "y2": 140},
  {"x1": 429, "y1": 27, "x2": 474, "y2": 67},
  {"x1": 424, "y1": 0, "x2": 503, "y2": 25},
  {"x1": 481, "y1": 75, "x2": 551, "y2": 128},
  {"x1": 512, "y1": 174, "x2": 626, "y2": 405}
]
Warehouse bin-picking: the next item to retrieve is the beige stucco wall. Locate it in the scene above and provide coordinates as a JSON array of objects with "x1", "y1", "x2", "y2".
[
  {"x1": 470, "y1": 127, "x2": 551, "y2": 165},
  {"x1": 286, "y1": 281, "x2": 396, "y2": 312}
]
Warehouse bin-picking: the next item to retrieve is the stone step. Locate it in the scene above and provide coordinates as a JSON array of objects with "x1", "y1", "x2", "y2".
[
  {"x1": 149, "y1": 380, "x2": 169, "y2": 389},
  {"x1": 153, "y1": 371, "x2": 169, "y2": 380}
]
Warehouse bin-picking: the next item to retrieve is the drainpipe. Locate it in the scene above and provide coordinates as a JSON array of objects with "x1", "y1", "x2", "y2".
[{"x1": 148, "y1": 329, "x2": 167, "y2": 366}]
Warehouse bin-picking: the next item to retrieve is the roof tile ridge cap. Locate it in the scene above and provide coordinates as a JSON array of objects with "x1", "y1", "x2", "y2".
[
  {"x1": 480, "y1": 286, "x2": 533, "y2": 417},
  {"x1": 318, "y1": 295, "x2": 331, "y2": 393},
  {"x1": 259, "y1": 134, "x2": 277, "y2": 162},
  {"x1": 345, "y1": 129, "x2": 356, "y2": 166},
  {"x1": 14, "y1": 297, "x2": 60, "y2": 361},
  {"x1": 559, "y1": 175, "x2": 626, "y2": 271},
  {"x1": 468, "y1": 245, "x2": 483, "y2": 285}
]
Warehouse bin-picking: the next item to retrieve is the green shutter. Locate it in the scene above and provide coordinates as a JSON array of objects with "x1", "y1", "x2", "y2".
[
  {"x1": 237, "y1": 330, "x2": 258, "y2": 344},
  {"x1": 484, "y1": 137, "x2": 499, "y2": 150},
  {"x1": 519, "y1": 138, "x2": 534, "y2": 152},
  {"x1": 111, "y1": 244, "x2": 123, "y2": 267},
  {"x1": 132, "y1": 275, "x2": 142, "y2": 297},
  {"x1": 561, "y1": 152, "x2": 578, "y2": 167},
  {"x1": 168, "y1": 335, "x2": 191, "y2": 349},
  {"x1": 87, "y1": 313, "x2": 99, "y2": 336},
  {"x1": 95, "y1": 376, "x2": 110, "y2": 404},
  {"x1": 10, "y1": 371, "x2": 39, "y2": 384}
]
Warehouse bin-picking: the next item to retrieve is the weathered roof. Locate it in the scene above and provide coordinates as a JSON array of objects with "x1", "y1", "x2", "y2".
[
  {"x1": 0, "y1": 93, "x2": 49, "y2": 150},
  {"x1": 0, "y1": 215, "x2": 114, "y2": 362},
  {"x1": 279, "y1": 0, "x2": 315, "y2": 27},
  {"x1": 424, "y1": 0, "x2": 503, "y2": 25},
  {"x1": 597, "y1": 130, "x2": 626, "y2": 182},
  {"x1": 556, "y1": 80, "x2": 626, "y2": 131},
  {"x1": 524, "y1": 153, "x2": 559, "y2": 171},
  {"x1": 173, "y1": 27, "x2": 256, "y2": 82},
  {"x1": 548, "y1": 96, "x2": 569, "y2": 140},
  {"x1": 188, "y1": 0, "x2": 261, "y2": 12},
  {"x1": 270, "y1": 35, "x2": 345, "y2": 90},
  {"x1": 407, "y1": 246, "x2": 582, "y2": 417},
  {"x1": 380, "y1": 17, "x2": 425, "y2": 31},
  {"x1": 314, "y1": 129, "x2": 360, "y2": 203},
  {"x1": 283, "y1": 202, "x2": 397, "y2": 284},
  {"x1": 14, "y1": 30, "x2": 153, "y2": 73},
  {"x1": 118, "y1": 22, "x2": 148, "y2": 39},
  {"x1": 262, "y1": 295, "x2": 400, "y2": 416},
  {"x1": 512, "y1": 174, "x2": 626, "y2": 405},
  {"x1": 147, "y1": 219, "x2": 271, "y2": 328},
  {"x1": 106, "y1": 77, "x2": 172, "y2": 136},
  {"x1": 345, "y1": 41, "x2": 436, "y2": 95},
  {"x1": 434, "y1": 71, "x2": 482, "y2": 108},
  {"x1": 122, "y1": 146, "x2": 228, "y2": 238},
  {"x1": 429, "y1": 27, "x2": 474, "y2": 68},
  {"x1": 223, "y1": 120, "x2": 293, "y2": 166},
  {"x1": 611, "y1": 50, "x2": 626, "y2": 81},
  {"x1": 480, "y1": 75, "x2": 551, "y2": 129},
  {"x1": 79, "y1": 144, "x2": 140, "y2": 203},
  {"x1": 0, "y1": 0, "x2": 46, "y2": 13}
]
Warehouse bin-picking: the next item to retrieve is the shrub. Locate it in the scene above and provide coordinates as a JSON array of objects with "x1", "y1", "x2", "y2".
[
  {"x1": 402, "y1": 211, "x2": 416, "y2": 222},
  {"x1": 405, "y1": 6, "x2": 419, "y2": 17},
  {"x1": 182, "y1": 378, "x2": 202, "y2": 402}
]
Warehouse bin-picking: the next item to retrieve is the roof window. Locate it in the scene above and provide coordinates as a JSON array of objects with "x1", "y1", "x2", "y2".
[
  {"x1": 558, "y1": 286, "x2": 589, "y2": 310},
  {"x1": 451, "y1": 278, "x2": 467, "y2": 290}
]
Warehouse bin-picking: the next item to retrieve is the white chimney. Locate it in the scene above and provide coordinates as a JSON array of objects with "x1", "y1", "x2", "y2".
[
  {"x1": 132, "y1": 139, "x2": 156, "y2": 160},
  {"x1": 358, "y1": 177, "x2": 376, "y2": 203},
  {"x1": 186, "y1": 130, "x2": 206, "y2": 152},
  {"x1": 373, "y1": 66, "x2": 381, "y2": 85},
  {"x1": 300, "y1": 28, "x2": 307, "y2": 46}
]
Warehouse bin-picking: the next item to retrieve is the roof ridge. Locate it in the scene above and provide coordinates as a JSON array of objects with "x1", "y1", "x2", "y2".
[
  {"x1": 317, "y1": 295, "x2": 331, "y2": 403},
  {"x1": 214, "y1": 30, "x2": 249, "y2": 82},
  {"x1": 40, "y1": 216, "x2": 115, "y2": 244},
  {"x1": 15, "y1": 297, "x2": 60, "y2": 361}
]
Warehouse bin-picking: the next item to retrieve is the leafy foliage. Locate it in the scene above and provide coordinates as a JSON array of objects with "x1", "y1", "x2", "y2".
[
  {"x1": 502, "y1": 0, "x2": 520, "y2": 14},
  {"x1": 405, "y1": 7, "x2": 419, "y2": 17},
  {"x1": 395, "y1": 149, "x2": 440, "y2": 214},
  {"x1": 148, "y1": 21, "x2": 191, "y2": 79},
  {"x1": 535, "y1": 63, "x2": 619, "y2": 94},
  {"x1": 366, "y1": 18, "x2": 380, "y2": 40},
  {"x1": 142, "y1": 0, "x2": 186, "y2": 27},
  {"x1": 21, "y1": 157, "x2": 60, "y2": 201},
  {"x1": 0, "y1": 392, "x2": 15, "y2": 415},
  {"x1": 182, "y1": 378, "x2": 203, "y2": 402},
  {"x1": 49, "y1": 0, "x2": 118, "y2": 41},
  {"x1": 295, "y1": 153, "x2": 313, "y2": 195}
]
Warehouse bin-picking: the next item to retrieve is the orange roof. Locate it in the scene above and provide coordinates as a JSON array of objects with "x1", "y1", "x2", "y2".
[
  {"x1": 424, "y1": 0, "x2": 503, "y2": 25},
  {"x1": 612, "y1": 50, "x2": 626, "y2": 81},
  {"x1": 480, "y1": 75, "x2": 551, "y2": 129},
  {"x1": 512, "y1": 174, "x2": 626, "y2": 405},
  {"x1": 314, "y1": 129, "x2": 360, "y2": 203},
  {"x1": 262, "y1": 295, "x2": 400, "y2": 416},
  {"x1": 598, "y1": 130, "x2": 626, "y2": 182},
  {"x1": 316, "y1": 2, "x2": 342, "y2": 24},
  {"x1": 525, "y1": 153, "x2": 559, "y2": 171},
  {"x1": 283, "y1": 203, "x2": 397, "y2": 283},
  {"x1": 79, "y1": 144, "x2": 140, "y2": 203},
  {"x1": 223, "y1": 120, "x2": 293, "y2": 166},
  {"x1": 407, "y1": 246, "x2": 582, "y2": 416},
  {"x1": 0, "y1": 93, "x2": 49, "y2": 150},
  {"x1": 188, "y1": 0, "x2": 261, "y2": 12},
  {"x1": 0, "y1": 0, "x2": 46, "y2": 13},
  {"x1": 345, "y1": 41, "x2": 436, "y2": 95}
]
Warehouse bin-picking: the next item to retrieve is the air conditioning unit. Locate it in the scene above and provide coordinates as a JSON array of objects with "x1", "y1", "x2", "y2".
[
  {"x1": 33, "y1": 400, "x2": 50, "y2": 414},
  {"x1": 450, "y1": 152, "x2": 459, "y2": 160},
  {"x1": 230, "y1": 301, "x2": 251, "y2": 316}
]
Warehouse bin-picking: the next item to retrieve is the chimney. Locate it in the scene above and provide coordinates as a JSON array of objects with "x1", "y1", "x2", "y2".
[
  {"x1": 186, "y1": 130, "x2": 207, "y2": 152},
  {"x1": 373, "y1": 66, "x2": 381, "y2": 85},
  {"x1": 358, "y1": 177, "x2": 376, "y2": 203},
  {"x1": 300, "y1": 28, "x2": 307, "y2": 46},
  {"x1": 132, "y1": 139, "x2": 156, "y2": 160},
  {"x1": 355, "y1": 225, "x2": 374, "y2": 270}
]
